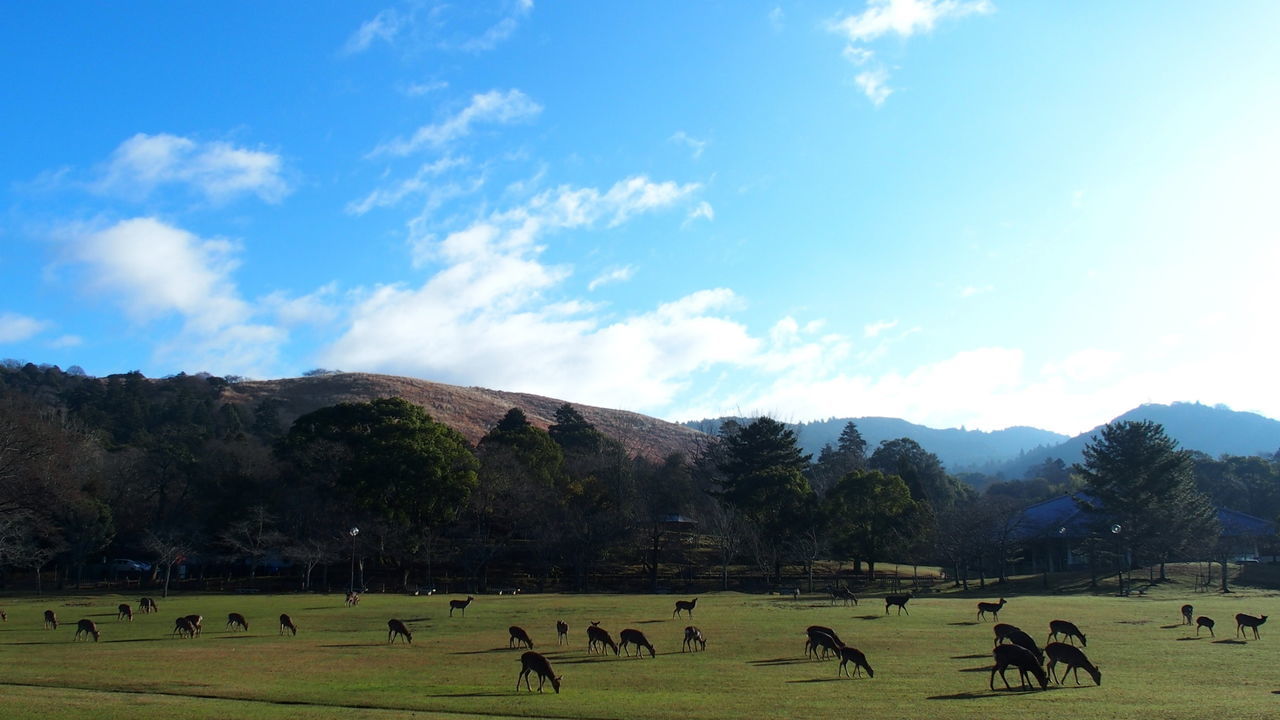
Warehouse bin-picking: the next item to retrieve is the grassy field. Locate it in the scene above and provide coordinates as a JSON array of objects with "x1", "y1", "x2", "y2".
[{"x1": 2, "y1": 584, "x2": 1278, "y2": 720}]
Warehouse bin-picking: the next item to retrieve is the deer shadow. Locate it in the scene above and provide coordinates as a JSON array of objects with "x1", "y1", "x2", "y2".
[
  {"x1": 636, "y1": 619, "x2": 666, "y2": 624},
  {"x1": 786, "y1": 678, "x2": 842, "y2": 684},
  {"x1": 1159, "y1": 623, "x2": 1183, "y2": 629},
  {"x1": 747, "y1": 657, "x2": 811, "y2": 666},
  {"x1": 214, "y1": 635, "x2": 255, "y2": 641},
  {"x1": 1213, "y1": 639, "x2": 1248, "y2": 645},
  {"x1": 959, "y1": 666, "x2": 994, "y2": 673},
  {"x1": 554, "y1": 656, "x2": 625, "y2": 665},
  {"x1": 948, "y1": 621, "x2": 980, "y2": 626},
  {"x1": 451, "y1": 647, "x2": 512, "y2": 655},
  {"x1": 951, "y1": 653, "x2": 990, "y2": 659},
  {"x1": 106, "y1": 638, "x2": 164, "y2": 643},
  {"x1": 402, "y1": 617, "x2": 431, "y2": 623},
  {"x1": 319, "y1": 643, "x2": 381, "y2": 648},
  {"x1": 854, "y1": 615, "x2": 882, "y2": 621},
  {"x1": 928, "y1": 691, "x2": 997, "y2": 700},
  {"x1": 432, "y1": 692, "x2": 510, "y2": 698},
  {"x1": 1175, "y1": 637, "x2": 1204, "y2": 642}
]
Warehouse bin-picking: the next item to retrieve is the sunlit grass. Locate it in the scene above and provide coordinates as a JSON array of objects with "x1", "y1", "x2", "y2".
[{"x1": 1, "y1": 583, "x2": 1278, "y2": 720}]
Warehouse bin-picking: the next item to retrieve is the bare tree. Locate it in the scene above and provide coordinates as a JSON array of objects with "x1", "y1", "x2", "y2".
[
  {"x1": 143, "y1": 530, "x2": 193, "y2": 598},
  {"x1": 283, "y1": 535, "x2": 338, "y2": 591},
  {"x1": 218, "y1": 506, "x2": 284, "y2": 582}
]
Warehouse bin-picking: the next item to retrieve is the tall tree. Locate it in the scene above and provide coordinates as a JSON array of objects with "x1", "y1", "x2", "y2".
[
  {"x1": 825, "y1": 469, "x2": 917, "y2": 578},
  {"x1": 1075, "y1": 420, "x2": 1219, "y2": 581},
  {"x1": 869, "y1": 438, "x2": 969, "y2": 510},
  {"x1": 808, "y1": 421, "x2": 868, "y2": 497}
]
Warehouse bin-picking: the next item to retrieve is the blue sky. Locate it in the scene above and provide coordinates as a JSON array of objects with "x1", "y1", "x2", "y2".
[{"x1": 3, "y1": 1, "x2": 1278, "y2": 435}]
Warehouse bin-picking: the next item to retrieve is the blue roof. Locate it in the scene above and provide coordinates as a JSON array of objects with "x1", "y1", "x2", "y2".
[{"x1": 1014, "y1": 493, "x2": 1276, "y2": 540}]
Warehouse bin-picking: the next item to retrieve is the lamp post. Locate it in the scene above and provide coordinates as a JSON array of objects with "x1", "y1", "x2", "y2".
[
  {"x1": 348, "y1": 527, "x2": 360, "y2": 594},
  {"x1": 1111, "y1": 523, "x2": 1125, "y2": 595}
]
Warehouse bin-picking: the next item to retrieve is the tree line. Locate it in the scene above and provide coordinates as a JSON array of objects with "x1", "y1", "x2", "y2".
[{"x1": 0, "y1": 361, "x2": 1274, "y2": 594}]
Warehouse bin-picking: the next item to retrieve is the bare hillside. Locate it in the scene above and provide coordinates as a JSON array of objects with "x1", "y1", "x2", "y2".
[{"x1": 221, "y1": 372, "x2": 705, "y2": 460}]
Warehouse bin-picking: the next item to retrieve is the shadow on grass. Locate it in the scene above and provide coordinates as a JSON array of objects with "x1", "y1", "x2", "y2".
[
  {"x1": 959, "y1": 666, "x2": 993, "y2": 673},
  {"x1": 214, "y1": 635, "x2": 255, "y2": 640},
  {"x1": 554, "y1": 656, "x2": 624, "y2": 665},
  {"x1": 451, "y1": 647, "x2": 513, "y2": 655},
  {"x1": 854, "y1": 615, "x2": 882, "y2": 621},
  {"x1": 786, "y1": 678, "x2": 842, "y2": 683},
  {"x1": 929, "y1": 692, "x2": 997, "y2": 700},
  {"x1": 636, "y1": 619, "x2": 666, "y2": 624},
  {"x1": 1213, "y1": 639, "x2": 1247, "y2": 645},
  {"x1": 951, "y1": 654, "x2": 990, "y2": 659},
  {"x1": 948, "y1": 621, "x2": 980, "y2": 626},
  {"x1": 2, "y1": 641, "x2": 62, "y2": 645},
  {"x1": 107, "y1": 638, "x2": 165, "y2": 643},
  {"x1": 748, "y1": 657, "x2": 811, "y2": 666},
  {"x1": 1175, "y1": 637, "x2": 1204, "y2": 642},
  {"x1": 1159, "y1": 623, "x2": 1183, "y2": 629},
  {"x1": 318, "y1": 643, "x2": 381, "y2": 648},
  {"x1": 402, "y1": 617, "x2": 431, "y2": 623},
  {"x1": 432, "y1": 692, "x2": 511, "y2": 698}
]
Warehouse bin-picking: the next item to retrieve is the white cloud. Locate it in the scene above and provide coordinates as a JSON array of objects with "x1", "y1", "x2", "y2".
[
  {"x1": 260, "y1": 284, "x2": 342, "y2": 327},
  {"x1": 686, "y1": 201, "x2": 715, "y2": 223},
  {"x1": 829, "y1": 0, "x2": 994, "y2": 43},
  {"x1": 863, "y1": 319, "x2": 898, "y2": 338},
  {"x1": 855, "y1": 69, "x2": 893, "y2": 106},
  {"x1": 588, "y1": 266, "x2": 635, "y2": 291},
  {"x1": 371, "y1": 89, "x2": 542, "y2": 156},
  {"x1": 769, "y1": 6, "x2": 785, "y2": 31},
  {"x1": 94, "y1": 133, "x2": 288, "y2": 204},
  {"x1": 670, "y1": 130, "x2": 708, "y2": 159},
  {"x1": 347, "y1": 156, "x2": 470, "y2": 215},
  {"x1": 843, "y1": 46, "x2": 875, "y2": 65},
  {"x1": 402, "y1": 80, "x2": 449, "y2": 97},
  {"x1": 343, "y1": 7, "x2": 405, "y2": 54},
  {"x1": 959, "y1": 284, "x2": 994, "y2": 298},
  {"x1": 0, "y1": 312, "x2": 47, "y2": 343},
  {"x1": 64, "y1": 217, "x2": 285, "y2": 374},
  {"x1": 344, "y1": 1, "x2": 533, "y2": 56},
  {"x1": 48, "y1": 334, "x2": 83, "y2": 349}
]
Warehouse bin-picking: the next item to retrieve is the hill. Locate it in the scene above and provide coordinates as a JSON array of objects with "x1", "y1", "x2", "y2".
[
  {"x1": 221, "y1": 372, "x2": 704, "y2": 460},
  {"x1": 998, "y1": 402, "x2": 1280, "y2": 477}
]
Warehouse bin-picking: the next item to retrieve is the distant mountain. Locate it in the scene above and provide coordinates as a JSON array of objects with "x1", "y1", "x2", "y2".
[
  {"x1": 997, "y1": 402, "x2": 1280, "y2": 478},
  {"x1": 222, "y1": 372, "x2": 704, "y2": 461},
  {"x1": 685, "y1": 416, "x2": 1069, "y2": 471}
]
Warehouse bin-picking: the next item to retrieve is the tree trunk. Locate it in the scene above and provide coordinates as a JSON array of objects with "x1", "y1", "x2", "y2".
[
  {"x1": 1220, "y1": 558, "x2": 1230, "y2": 593},
  {"x1": 162, "y1": 564, "x2": 172, "y2": 598}
]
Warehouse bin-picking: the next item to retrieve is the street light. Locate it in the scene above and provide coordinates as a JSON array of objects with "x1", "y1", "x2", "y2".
[
  {"x1": 1111, "y1": 524, "x2": 1125, "y2": 595},
  {"x1": 348, "y1": 527, "x2": 360, "y2": 594}
]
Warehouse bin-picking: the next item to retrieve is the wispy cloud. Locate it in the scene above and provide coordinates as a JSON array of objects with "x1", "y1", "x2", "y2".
[
  {"x1": 343, "y1": 1, "x2": 533, "y2": 56},
  {"x1": 343, "y1": 7, "x2": 406, "y2": 55},
  {"x1": 959, "y1": 284, "x2": 993, "y2": 298},
  {"x1": 863, "y1": 319, "x2": 898, "y2": 338},
  {"x1": 588, "y1": 266, "x2": 634, "y2": 291},
  {"x1": 830, "y1": 0, "x2": 994, "y2": 105},
  {"x1": 402, "y1": 80, "x2": 449, "y2": 97},
  {"x1": 347, "y1": 156, "x2": 470, "y2": 215},
  {"x1": 769, "y1": 6, "x2": 785, "y2": 31},
  {"x1": 370, "y1": 89, "x2": 542, "y2": 156},
  {"x1": 93, "y1": 133, "x2": 289, "y2": 204},
  {"x1": 0, "y1": 312, "x2": 48, "y2": 343},
  {"x1": 670, "y1": 130, "x2": 707, "y2": 159}
]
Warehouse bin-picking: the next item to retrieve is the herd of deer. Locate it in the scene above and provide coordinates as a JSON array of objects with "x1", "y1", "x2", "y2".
[{"x1": 1179, "y1": 603, "x2": 1267, "y2": 640}]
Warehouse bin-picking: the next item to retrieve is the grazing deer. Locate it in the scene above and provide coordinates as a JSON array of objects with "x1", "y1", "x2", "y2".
[
  {"x1": 992, "y1": 623, "x2": 1022, "y2": 647},
  {"x1": 619, "y1": 628, "x2": 655, "y2": 658},
  {"x1": 805, "y1": 627, "x2": 843, "y2": 660},
  {"x1": 1195, "y1": 616, "x2": 1215, "y2": 638},
  {"x1": 172, "y1": 617, "x2": 195, "y2": 638},
  {"x1": 279, "y1": 613, "x2": 297, "y2": 636},
  {"x1": 977, "y1": 598, "x2": 1007, "y2": 621},
  {"x1": 345, "y1": 591, "x2": 360, "y2": 607},
  {"x1": 44, "y1": 609, "x2": 58, "y2": 629},
  {"x1": 449, "y1": 596, "x2": 475, "y2": 617},
  {"x1": 1236, "y1": 613, "x2": 1267, "y2": 640},
  {"x1": 1046, "y1": 619, "x2": 1086, "y2": 647},
  {"x1": 1, "y1": 609, "x2": 5, "y2": 621},
  {"x1": 226, "y1": 613, "x2": 249, "y2": 632},
  {"x1": 673, "y1": 597, "x2": 698, "y2": 618},
  {"x1": 117, "y1": 604, "x2": 133, "y2": 622},
  {"x1": 683, "y1": 626, "x2": 706, "y2": 652},
  {"x1": 74, "y1": 619, "x2": 100, "y2": 642},
  {"x1": 517, "y1": 651, "x2": 562, "y2": 694},
  {"x1": 586, "y1": 622, "x2": 619, "y2": 656},
  {"x1": 834, "y1": 587, "x2": 858, "y2": 607},
  {"x1": 387, "y1": 619, "x2": 412, "y2": 644},
  {"x1": 184, "y1": 614, "x2": 203, "y2": 637},
  {"x1": 884, "y1": 594, "x2": 910, "y2": 615},
  {"x1": 990, "y1": 644, "x2": 1047, "y2": 691},
  {"x1": 836, "y1": 646, "x2": 874, "y2": 678},
  {"x1": 1181, "y1": 604, "x2": 1193, "y2": 625},
  {"x1": 1045, "y1": 642, "x2": 1101, "y2": 686},
  {"x1": 556, "y1": 620, "x2": 569, "y2": 646},
  {"x1": 1004, "y1": 628, "x2": 1044, "y2": 666},
  {"x1": 509, "y1": 625, "x2": 534, "y2": 649}
]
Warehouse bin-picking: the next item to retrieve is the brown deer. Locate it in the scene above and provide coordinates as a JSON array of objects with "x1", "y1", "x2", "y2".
[
  {"x1": 835, "y1": 587, "x2": 858, "y2": 606},
  {"x1": 586, "y1": 622, "x2": 619, "y2": 656},
  {"x1": 509, "y1": 625, "x2": 534, "y2": 649},
  {"x1": 172, "y1": 617, "x2": 195, "y2": 638},
  {"x1": 517, "y1": 650, "x2": 562, "y2": 694},
  {"x1": 990, "y1": 644, "x2": 1047, "y2": 691},
  {"x1": 117, "y1": 604, "x2": 133, "y2": 622},
  {"x1": 992, "y1": 623, "x2": 1022, "y2": 647},
  {"x1": 673, "y1": 597, "x2": 698, "y2": 618},
  {"x1": 139, "y1": 597, "x2": 157, "y2": 614},
  {"x1": 619, "y1": 628, "x2": 655, "y2": 658},
  {"x1": 884, "y1": 594, "x2": 910, "y2": 615},
  {"x1": 1195, "y1": 616, "x2": 1215, "y2": 637},
  {"x1": 387, "y1": 618, "x2": 412, "y2": 644},
  {"x1": 0, "y1": 609, "x2": 5, "y2": 621},
  {"x1": 279, "y1": 613, "x2": 298, "y2": 636},
  {"x1": 805, "y1": 626, "x2": 843, "y2": 660},
  {"x1": 1046, "y1": 619, "x2": 1086, "y2": 647},
  {"x1": 184, "y1": 614, "x2": 203, "y2": 637},
  {"x1": 1045, "y1": 642, "x2": 1101, "y2": 686},
  {"x1": 1003, "y1": 628, "x2": 1044, "y2": 666},
  {"x1": 44, "y1": 609, "x2": 58, "y2": 629},
  {"x1": 1181, "y1": 604, "x2": 1193, "y2": 625},
  {"x1": 683, "y1": 625, "x2": 706, "y2": 652},
  {"x1": 449, "y1": 596, "x2": 474, "y2": 617},
  {"x1": 74, "y1": 618, "x2": 100, "y2": 642},
  {"x1": 345, "y1": 591, "x2": 360, "y2": 607},
  {"x1": 1236, "y1": 613, "x2": 1267, "y2": 639},
  {"x1": 977, "y1": 598, "x2": 1007, "y2": 621},
  {"x1": 556, "y1": 620, "x2": 569, "y2": 646},
  {"x1": 836, "y1": 646, "x2": 874, "y2": 678},
  {"x1": 226, "y1": 613, "x2": 249, "y2": 632}
]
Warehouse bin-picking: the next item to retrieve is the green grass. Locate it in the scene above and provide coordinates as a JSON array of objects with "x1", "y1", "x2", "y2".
[{"x1": 1, "y1": 584, "x2": 1278, "y2": 720}]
